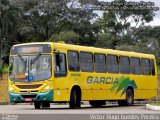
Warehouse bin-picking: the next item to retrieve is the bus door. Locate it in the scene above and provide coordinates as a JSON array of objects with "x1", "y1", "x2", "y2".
[{"x1": 53, "y1": 52, "x2": 68, "y2": 90}]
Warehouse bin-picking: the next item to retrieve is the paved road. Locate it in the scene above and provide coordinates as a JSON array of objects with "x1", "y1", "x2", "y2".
[
  {"x1": 0, "y1": 103, "x2": 159, "y2": 114},
  {"x1": 1, "y1": 104, "x2": 160, "y2": 120}
]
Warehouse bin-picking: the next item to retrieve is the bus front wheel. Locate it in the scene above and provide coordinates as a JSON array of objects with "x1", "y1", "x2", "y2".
[
  {"x1": 69, "y1": 89, "x2": 81, "y2": 109},
  {"x1": 34, "y1": 102, "x2": 41, "y2": 109}
]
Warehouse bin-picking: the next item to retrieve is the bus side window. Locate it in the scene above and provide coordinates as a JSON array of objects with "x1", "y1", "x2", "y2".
[
  {"x1": 68, "y1": 51, "x2": 80, "y2": 71},
  {"x1": 79, "y1": 52, "x2": 94, "y2": 72},
  {"x1": 95, "y1": 53, "x2": 107, "y2": 73},
  {"x1": 130, "y1": 57, "x2": 141, "y2": 75},
  {"x1": 141, "y1": 58, "x2": 151, "y2": 75},
  {"x1": 107, "y1": 55, "x2": 119, "y2": 74},
  {"x1": 119, "y1": 56, "x2": 130, "y2": 74},
  {"x1": 54, "y1": 53, "x2": 67, "y2": 77},
  {"x1": 150, "y1": 59, "x2": 155, "y2": 75}
]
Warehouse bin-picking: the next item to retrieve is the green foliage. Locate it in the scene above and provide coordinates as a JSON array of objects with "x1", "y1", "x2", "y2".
[
  {"x1": 1, "y1": 0, "x2": 160, "y2": 66},
  {"x1": 0, "y1": 67, "x2": 3, "y2": 75},
  {"x1": 95, "y1": 33, "x2": 118, "y2": 49},
  {"x1": 0, "y1": 0, "x2": 22, "y2": 57},
  {"x1": 49, "y1": 31, "x2": 80, "y2": 44},
  {"x1": 0, "y1": 66, "x2": 9, "y2": 75},
  {"x1": 96, "y1": 0, "x2": 154, "y2": 43},
  {"x1": 151, "y1": 103, "x2": 160, "y2": 106}
]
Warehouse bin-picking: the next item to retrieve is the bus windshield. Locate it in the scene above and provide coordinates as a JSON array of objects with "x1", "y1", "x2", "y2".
[{"x1": 10, "y1": 55, "x2": 51, "y2": 82}]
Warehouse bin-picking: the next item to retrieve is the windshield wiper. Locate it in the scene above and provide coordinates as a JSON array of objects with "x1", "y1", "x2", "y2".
[
  {"x1": 18, "y1": 54, "x2": 26, "y2": 64},
  {"x1": 18, "y1": 54, "x2": 27, "y2": 70},
  {"x1": 31, "y1": 53, "x2": 41, "y2": 64}
]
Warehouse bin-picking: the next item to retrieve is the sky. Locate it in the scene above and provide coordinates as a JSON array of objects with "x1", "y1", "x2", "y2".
[{"x1": 98, "y1": 0, "x2": 160, "y2": 26}]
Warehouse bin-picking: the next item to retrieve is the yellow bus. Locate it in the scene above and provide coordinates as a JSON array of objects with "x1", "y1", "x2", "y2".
[{"x1": 8, "y1": 42, "x2": 158, "y2": 109}]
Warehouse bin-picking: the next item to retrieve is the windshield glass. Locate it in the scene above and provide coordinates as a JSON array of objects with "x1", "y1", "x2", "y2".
[{"x1": 10, "y1": 55, "x2": 51, "y2": 82}]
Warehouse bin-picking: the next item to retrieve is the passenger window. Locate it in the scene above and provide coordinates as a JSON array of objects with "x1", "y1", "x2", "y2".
[
  {"x1": 141, "y1": 58, "x2": 151, "y2": 75},
  {"x1": 107, "y1": 55, "x2": 119, "y2": 73},
  {"x1": 119, "y1": 56, "x2": 130, "y2": 74},
  {"x1": 130, "y1": 57, "x2": 141, "y2": 75},
  {"x1": 150, "y1": 59, "x2": 155, "y2": 75},
  {"x1": 95, "y1": 54, "x2": 107, "y2": 73},
  {"x1": 80, "y1": 52, "x2": 93, "y2": 72},
  {"x1": 68, "y1": 51, "x2": 80, "y2": 71},
  {"x1": 54, "y1": 53, "x2": 67, "y2": 77}
]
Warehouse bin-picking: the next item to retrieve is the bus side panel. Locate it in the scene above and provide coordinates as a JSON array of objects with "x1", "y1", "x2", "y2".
[
  {"x1": 132, "y1": 75, "x2": 158, "y2": 100},
  {"x1": 134, "y1": 89, "x2": 157, "y2": 100},
  {"x1": 82, "y1": 90, "x2": 93, "y2": 100},
  {"x1": 81, "y1": 73, "x2": 126, "y2": 101},
  {"x1": 54, "y1": 89, "x2": 70, "y2": 102}
]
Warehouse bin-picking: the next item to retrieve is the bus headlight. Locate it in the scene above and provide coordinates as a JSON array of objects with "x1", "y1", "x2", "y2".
[
  {"x1": 41, "y1": 84, "x2": 53, "y2": 92},
  {"x1": 9, "y1": 86, "x2": 15, "y2": 93}
]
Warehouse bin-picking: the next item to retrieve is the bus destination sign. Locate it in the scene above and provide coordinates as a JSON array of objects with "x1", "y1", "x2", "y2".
[{"x1": 11, "y1": 44, "x2": 51, "y2": 55}]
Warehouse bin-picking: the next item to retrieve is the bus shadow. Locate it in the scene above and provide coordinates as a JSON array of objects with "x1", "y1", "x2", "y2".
[{"x1": 25, "y1": 104, "x2": 145, "y2": 110}]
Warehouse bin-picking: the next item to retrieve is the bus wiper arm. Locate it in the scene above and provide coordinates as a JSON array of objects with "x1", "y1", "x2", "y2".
[
  {"x1": 18, "y1": 54, "x2": 27, "y2": 70},
  {"x1": 18, "y1": 54, "x2": 26, "y2": 64},
  {"x1": 31, "y1": 53, "x2": 41, "y2": 64}
]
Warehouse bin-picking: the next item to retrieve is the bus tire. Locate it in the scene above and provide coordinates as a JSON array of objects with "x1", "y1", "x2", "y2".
[
  {"x1": 34, "y1": 102, "x2": 41, "y2": 109},
  {"x1": 118, "y1": 89, "x2": 134, "y2": 106},
  {"x1": 69, "y1": 89, "x2": 81, "y2": 109},
  {"x1": 42, "y1": 102, "x2": 50, "y2": 108},
  {"x1": 89, "y1": 101, "x2": 105, "y2": 107},
  {"x1": 126, "y1": 89, "x2": 134, "y2": 106}
]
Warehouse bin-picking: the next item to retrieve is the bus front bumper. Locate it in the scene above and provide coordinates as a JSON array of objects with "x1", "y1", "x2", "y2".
[{"x1": 9, "y1": 90, "x2": 53, "y2": 103}]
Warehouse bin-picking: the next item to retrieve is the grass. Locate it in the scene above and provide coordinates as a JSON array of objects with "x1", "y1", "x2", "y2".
[
  {"x1": 0, "y1": 65, "x2": 9, "y2": 75},
  {"x1": 150, "y1": 98, "x2": 160, "y2": 106},
  {"x1": 158, "y1": 66, "x2": 160, "y2": 75},
  {"x1": 150, "y1": 103, "x2": 160, "y2": 106}
]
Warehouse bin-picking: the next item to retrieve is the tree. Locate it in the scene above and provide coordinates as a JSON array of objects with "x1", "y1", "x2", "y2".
[
  {"x1": 49, "y1": 31, "x2": 80, "y2": 44},
  {"x1": 116, "y1": 38, "x2": 160, "y2": 65},
  {"x1": 12, "y1": 0, "x2": 98, "y2": 45},
  {"x1": 95, "y1": 33, "x2": 118, "y2": 49},
  {"x1": 136, "y1": 26, "x2": 160, "y2": 45},
  {"x1": 0, "y1": 0, "x2": 21, "y2": 65},
  {"x1": 96, "y1": 0, "x2": 155, "y2": 44}
]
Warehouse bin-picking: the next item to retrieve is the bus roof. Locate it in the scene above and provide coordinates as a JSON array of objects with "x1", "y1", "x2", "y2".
[
  {"x1": 12, "y1": 42, "x2": 155, "y2": 59},
  {"x1": 53, "y1": 43, "x2": 155, "y2": 59}
]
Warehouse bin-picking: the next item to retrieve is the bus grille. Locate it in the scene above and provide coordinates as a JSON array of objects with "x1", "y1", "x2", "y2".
[
  {"x1": 20, "y1": 90, "x2": 39, "y2": 93},
  {"x1": 15, "y1": 84, "x2": 42, "y2": 89}
]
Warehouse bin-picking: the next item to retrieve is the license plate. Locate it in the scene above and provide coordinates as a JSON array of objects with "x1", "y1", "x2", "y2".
[{"x1": 25, "y1": 98, "x2": 32, "y2": 101}]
